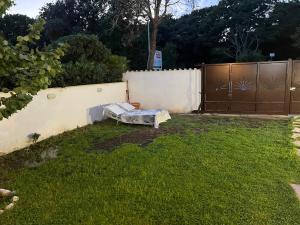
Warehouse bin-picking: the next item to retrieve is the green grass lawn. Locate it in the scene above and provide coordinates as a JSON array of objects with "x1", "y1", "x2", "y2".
[{"x1": 1, "y1": 115, "x2": 300, "y2": 225}]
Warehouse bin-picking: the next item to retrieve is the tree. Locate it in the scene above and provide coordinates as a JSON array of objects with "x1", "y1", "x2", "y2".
[
  {"x1": 40, "y1": 0, "x2": 110, "y2": 42},
  {"x1": 223, "y1": 24, "x2": 264, "y2": 62},
  {"x1": 37, "y1": 0, "x2": 300, "y2": 67},
  {"x1": 158, "y1": 6, "x2": 221, "y2": 67},
  {"x1": 211, "y1": 0, "x2": 278, "y2": 62},
  {"x1": 0, "y1": 1, "x2": 66, "y2": 120},
  {"x1": 264, "y1": 1, "x2": 300, "y2": 60},
  {"x1": 0, "y1": 14, "x2": 35, "y2": 44},
  {"x1": 293, "y1": 27, "x2": 300, "y2": 49},
  {"x1": 162, "y1": 42, "x2": 177, "y2": 69},
  {"x1": 111, "y1": 0, "x2": 199, "y2": 69},
  {"x1": 39, "y1": 0, "x2": 144, "y2": 71}
]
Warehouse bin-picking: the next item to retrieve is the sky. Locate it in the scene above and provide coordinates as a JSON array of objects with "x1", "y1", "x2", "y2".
[
  {"x1": 8, "y1": 0, "x2": 55, "y2": 18},
  {"x1": 8, "y1": 0, "x2": 218, "y2": 18}
]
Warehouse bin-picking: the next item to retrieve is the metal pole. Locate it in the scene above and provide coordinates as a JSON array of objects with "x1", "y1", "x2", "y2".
[{"x1": 147, "y1": 20, "x2": 151, "y2": 69}]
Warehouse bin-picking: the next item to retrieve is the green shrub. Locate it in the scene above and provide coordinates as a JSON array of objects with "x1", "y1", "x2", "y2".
[
  {"x1": 52, "y1": 58, "x2": 109, "y2": 87},
  {"x1": 51, "y1": 34, "x2": 128, "y2": 87},
  {"x1": 104, "y1": 55, "x2": 128, "y2": 83}
]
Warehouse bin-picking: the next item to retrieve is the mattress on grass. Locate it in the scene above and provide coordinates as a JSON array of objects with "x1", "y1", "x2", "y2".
[{"x1": 103, "y1": 103, "x2": 171, "y2": 128}]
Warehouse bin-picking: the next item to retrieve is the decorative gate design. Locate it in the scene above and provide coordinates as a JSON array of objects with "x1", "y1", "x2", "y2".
[{"x1": 202, "y1": 60, "x2": 298, "y2": 115}]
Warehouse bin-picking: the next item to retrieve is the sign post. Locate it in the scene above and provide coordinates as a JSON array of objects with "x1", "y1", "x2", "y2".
[
  {"x1": 153, "y1": 50, "x2": 162, "y2": 70},
  {"x1": 270, "y1": 53, "x2": 275, "y2": 61}
]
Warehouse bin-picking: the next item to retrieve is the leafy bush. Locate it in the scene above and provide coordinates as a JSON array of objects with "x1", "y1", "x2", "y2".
[
  {"x1": 0, "y1": 9, "x2": 66, "y2": 121},
  {"x1": 50, "y1": 34, "x2": 128, "y2": 87},
  {"x1": 52, "y1": 58, "x2": 109, "y2": 87},
  {"x1": 0, "y1": 14, "x2": 35, "y2": 44}
]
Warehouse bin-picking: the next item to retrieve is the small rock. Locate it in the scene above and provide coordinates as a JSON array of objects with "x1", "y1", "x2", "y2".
[
  {"x1": 12, "y1": 196, "x2": 19, "y2": 202},
  {"x1": 294, "y1": 141, "x2": 300, "y2": 147},
  {"x1": 0, "y1": 189, "x2": 14, "y2": 197},
  {"x1": 41, "y1": 147, "x2": 58, "y2": 160},
  {"x1": 292, "y1": 133, "x2": 300, "y2": 139},
  {"x1": 0, "y1": 209, "x2": 4, "y2": 215},
  {"x1": 4, "y1": 203, "x2": 15, "y2": 210},
  {"x1": 293, "y1": 116, "x2": 300, "y2": 120},
  {"x1": 293, "y1": 128, "x2": 300, "y2": 133},
  {"x1": 24, "y1": 161, "x2": 43, "y2": 168},
  {"x1": 291, "y1": 184, "x2": 300, "y2": 200}
]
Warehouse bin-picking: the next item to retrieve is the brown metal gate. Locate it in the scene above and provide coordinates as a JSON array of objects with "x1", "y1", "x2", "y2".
[
  {"x1": 203, "y1": 60, "x2": 297, "y2": 115},
  {"x1": 291, "y1": 60, "x2": 300, "y2": 114}
]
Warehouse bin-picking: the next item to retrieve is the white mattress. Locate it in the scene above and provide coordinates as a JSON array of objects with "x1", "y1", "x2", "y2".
[{"x1": 103, "y1": 103, "x2": 171, "y2": 128}]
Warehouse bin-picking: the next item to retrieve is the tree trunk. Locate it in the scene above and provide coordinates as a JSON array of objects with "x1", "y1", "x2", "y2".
[{"x1": 147, "y1": 21, "x2": 159, "y2": 70}]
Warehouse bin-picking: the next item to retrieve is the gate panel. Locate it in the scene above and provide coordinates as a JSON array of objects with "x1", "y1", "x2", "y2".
[
  {"x1": 256, "y1": 62, "x2": 288, "y2": 114},
  {"x1": 203, "y1": 61, "x2": 290, "y2": 114},
  {"x1": 204, "y1": 65, "x2": 230, "y2": 112},
  {"x1": 291, "y1": 61, "x2": 300, "y2": 114},
  {"x1": 230, "y1": 63, "x2": 257, "y2": 113}
]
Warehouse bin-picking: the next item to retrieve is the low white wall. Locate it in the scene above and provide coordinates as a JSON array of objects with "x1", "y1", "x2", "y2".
[
  {"x1": 123, "y1": 69, "x2": 202, "y2": 113},
  {"x1": 0, "y1": 82, "x2": 127, "y2": 155}
]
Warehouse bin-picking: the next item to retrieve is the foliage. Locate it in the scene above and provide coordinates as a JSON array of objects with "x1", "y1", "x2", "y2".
[
  {"x1": 105, "y1": 55, "x2": 128, "y2": 82},
  {"x1": 162, "y1": 42, "x2": 177, "y2": 69},
  {"x1": 0, "y1": 0, "x2": 12, "y2": 15},
  {"x1": 29, "y1": 133, "x2": 41, "y2": 143},
  {"x1": 0, "y1": 1, "x2": 66, "y2": 120},
  {"x1": 50, "y1": 34, "x2": 127, "y2": 87},
  {"x1": 43, "y1": 18, "x2": 71, "y2": 42},
  {"x1": 39, "y1": 0, "x2": 148, "y2": 69},
  {"x1": 40, "y1": 0, "x2": 110, "y2": 40},
  {"x1": 159, "y1": 7, "x2": 219, "y2": 67},
  {"x1": 0, "y1": 14, "x2": 35, "y2": 44},
  {"x1": 39, "y1": 0, "x2": 199, "y2": 69},
  {"x1": 236, "y1": 51, "x2": 265, "y2": 62},
  {"x1": 110, "y1": 0, "x2": 180, "y2": 69},
  {"x1": 2, "y1": 116, "x2": 300, "y2": 224},
  {"x1": 211, "y1": 0, "x2": 278, "y2": 61},
  {"x1": 292, "y1": 27, "x2": 300, "y2": 49},
  {"x1": 160, "y1": 0, "x2": 300, "y2": 65},
  {"x1": 265, "y1": 1, "x2": 300, "y2": 59},
  {"x1": 37, "y1": 0, "x2": 300, "y2": 69}
]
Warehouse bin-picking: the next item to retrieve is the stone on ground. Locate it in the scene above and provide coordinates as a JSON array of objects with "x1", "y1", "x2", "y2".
[
  {"x1": 12, "y1": 196, "x2": 19, "y2": 203},
  {"x1": 291, "y1": 184, "x2": 300, "y2": 200},
  {"x1": 4, "y1": 203, "x2": 15, "y2": 210},
  {"x1": 293, "y1": 128, "x2": 300, "y2": 133},
  {"x1": 292, "y1": 133, "x2": 300, "y2": 139},
  {"x1": 40, "y1": 147, "x2": 58, "y2": 160},
  {"x1": 294, "y1": 141, "x2": 300, "y2": 147}
]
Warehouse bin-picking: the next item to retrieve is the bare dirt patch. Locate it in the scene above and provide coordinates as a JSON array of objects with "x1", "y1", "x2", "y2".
[
  {"x1": 24, "y1": 147, "x2": 59, "y2": 168},
  {"x1": 0, "y1": 147, "x2": 59, "y2": 171},
  {"x1": 88, "y1": 126, "x2": 190, "y2": 153}
]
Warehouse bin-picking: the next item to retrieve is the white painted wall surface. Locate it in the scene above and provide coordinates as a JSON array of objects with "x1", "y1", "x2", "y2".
[
  {"x1": 0, "y1": 82, "x2": 127, "y2": 155},
  {"x1": 123, "y1": 69, "x2": 202, "y2": 113}
]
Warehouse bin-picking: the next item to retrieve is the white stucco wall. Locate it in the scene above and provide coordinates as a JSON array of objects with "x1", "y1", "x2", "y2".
[
  {"x1": 123, "y1": 69, "x2": 202, "y2": 113},
  {"x1": 0, "y1": 82, "x2": 127, "y2": 155}
]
